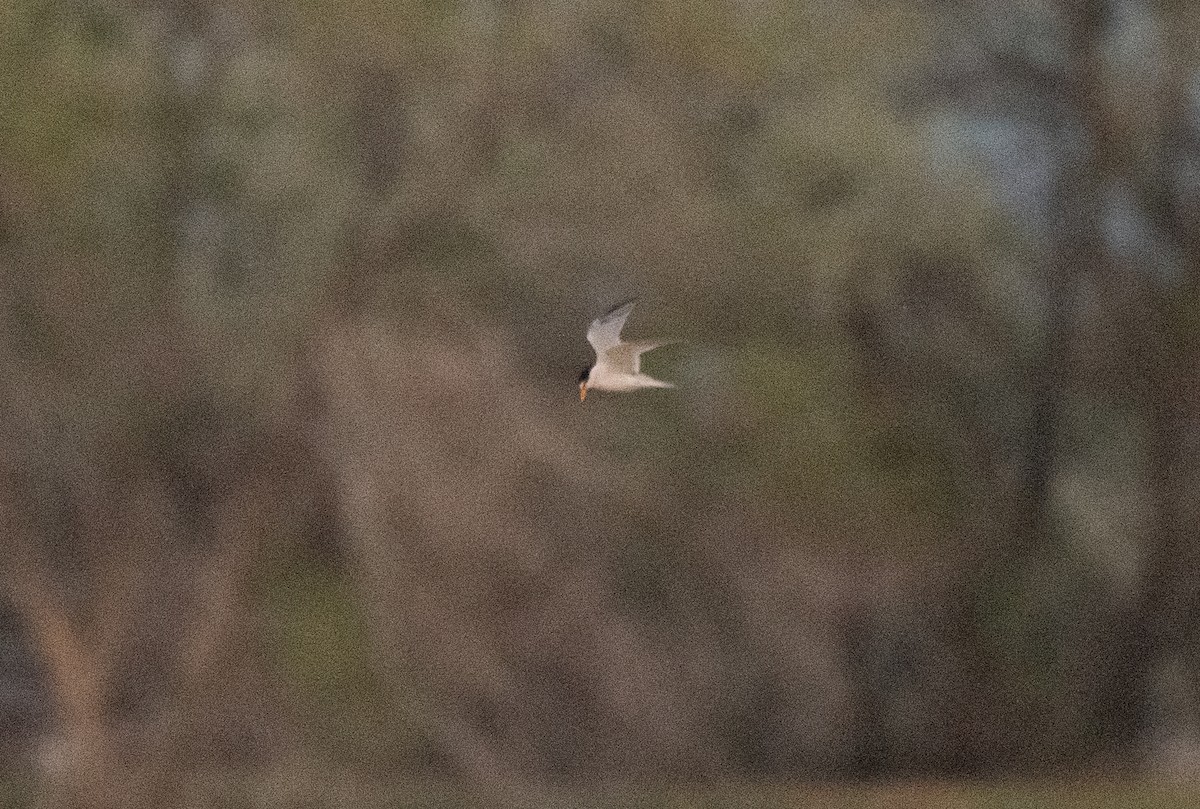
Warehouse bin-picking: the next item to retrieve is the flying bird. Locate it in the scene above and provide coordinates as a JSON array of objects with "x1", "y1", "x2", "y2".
[{"x1": 579, "y1": 300, "x2": 676, "y2": 401}]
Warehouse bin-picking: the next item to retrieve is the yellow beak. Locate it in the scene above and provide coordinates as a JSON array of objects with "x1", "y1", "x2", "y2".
[{"x1": 579, "y1": 383, "x2": 588, "y2": 402}]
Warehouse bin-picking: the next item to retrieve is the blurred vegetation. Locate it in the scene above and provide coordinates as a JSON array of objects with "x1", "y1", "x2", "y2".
[{"x1": 1, "y1": 0, "x2": 1199, "y2": 807}]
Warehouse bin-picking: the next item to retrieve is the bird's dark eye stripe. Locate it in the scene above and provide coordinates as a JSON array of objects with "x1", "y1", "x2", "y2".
[{"x1": 578, "y1": 366, "x2": 590, "y2": 383}]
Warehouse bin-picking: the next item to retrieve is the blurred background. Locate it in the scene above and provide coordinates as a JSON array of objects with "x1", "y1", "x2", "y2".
[{"x1": 2, "y1": 1, "x2": 1200, "y2": 807}]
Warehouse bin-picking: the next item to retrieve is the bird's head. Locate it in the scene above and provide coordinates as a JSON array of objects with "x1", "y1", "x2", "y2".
[{"x1": 578, "y1": 365, "x2": 590, "y2": 402}]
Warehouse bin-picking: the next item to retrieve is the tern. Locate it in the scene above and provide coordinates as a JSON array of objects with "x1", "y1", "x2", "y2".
[{"x1": 578, "y1": 300, "x2": 676, "y2": 401}]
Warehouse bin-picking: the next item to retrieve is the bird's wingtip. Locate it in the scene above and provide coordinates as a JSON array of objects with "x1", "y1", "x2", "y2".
[{"x1": 602, "y1": 297, "x2": 639, "y2": 317}]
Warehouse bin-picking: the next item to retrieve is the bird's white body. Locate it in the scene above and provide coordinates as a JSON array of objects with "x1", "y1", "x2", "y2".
[
  {"x1": 586, "y1": 369, "x2": 674, "y2": 392},
  {"x1": 581, "y1": 300, "x2": 675, "y2": 399}
]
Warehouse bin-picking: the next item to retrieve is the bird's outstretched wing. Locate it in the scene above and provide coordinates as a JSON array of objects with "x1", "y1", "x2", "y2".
[
  {"x1": 587, "y1": 299, "x2": 637, "y2": 354},
  {"x1": 604, "y1": 339, "x2": 679, "y2": 374}
]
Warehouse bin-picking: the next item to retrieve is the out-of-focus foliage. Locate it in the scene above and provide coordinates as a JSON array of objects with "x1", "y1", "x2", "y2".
[{"x1": 1, "y1": 0, "x2": 1199, "y2": 807}]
